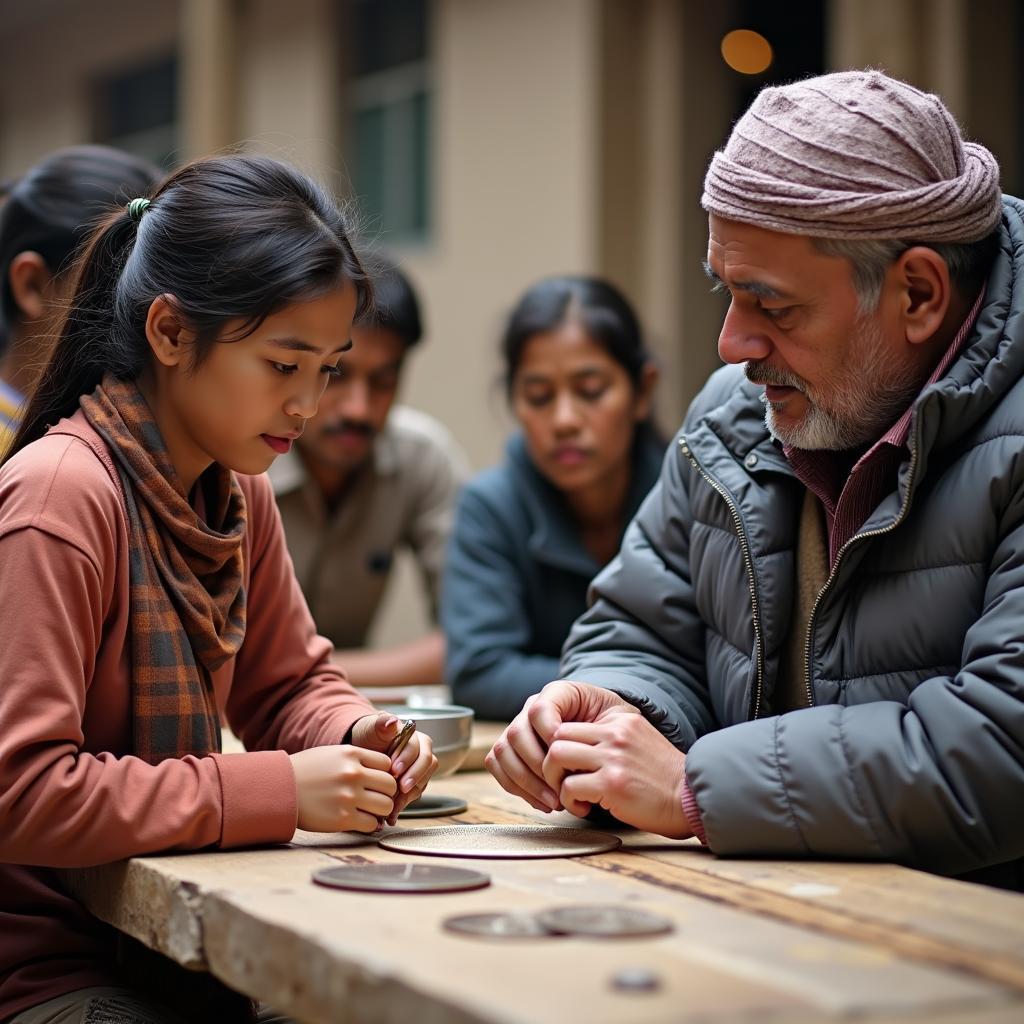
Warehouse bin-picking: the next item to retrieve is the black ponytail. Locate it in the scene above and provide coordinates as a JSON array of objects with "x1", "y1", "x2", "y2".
[
  {"x1": 10, "y1": 211, "x2": 140, "y2": 455},
  {"x1": 3, "y1": 154, "x2": 372, "y2": 464},
  {"x1": 0, "y1": 144, "x2": 161, "y2": 349}
]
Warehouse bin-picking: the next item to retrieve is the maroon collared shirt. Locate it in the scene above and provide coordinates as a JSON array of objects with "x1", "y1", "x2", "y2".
[{"x1": 783, "y1": 288, "x2": 985, "y2": 565}]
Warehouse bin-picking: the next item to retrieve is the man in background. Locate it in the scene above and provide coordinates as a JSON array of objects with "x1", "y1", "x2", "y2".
[{"x1": 270, "y1": 259, "x2": 469, "y2": 687}]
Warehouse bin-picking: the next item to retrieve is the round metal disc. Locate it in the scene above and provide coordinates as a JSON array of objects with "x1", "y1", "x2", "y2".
[
  {"x1": 398, "y1": 794, "x2": 469, "y2": 819},
  {"x1": 536, "y1": 904, "x2": 674, "y2": 938},
  {"x1": 311, "y1": 863, "x2": 490, "y2": 894},
  {"x1": 290, "y1": 829, "x2": 379, "y2": 849},
  {"x1": 443, "y1": 912, "x2": 555, "y2": 939},
  {"x1": 378, "y1": 824, "x2": 622, "y2": 860}
]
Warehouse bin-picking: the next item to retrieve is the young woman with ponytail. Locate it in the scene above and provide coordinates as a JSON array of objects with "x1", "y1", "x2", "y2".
[{"x1": 0, "y1": 155, "x2": 437, "y2": 1024}]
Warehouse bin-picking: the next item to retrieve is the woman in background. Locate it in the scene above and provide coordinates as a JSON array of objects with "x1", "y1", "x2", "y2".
[
  {"x1": 0, "y1": 145, "x2": 161, "y2": 451},
  {"x1": 442, "y1": 275, "x2": 664, "y2": 721}
]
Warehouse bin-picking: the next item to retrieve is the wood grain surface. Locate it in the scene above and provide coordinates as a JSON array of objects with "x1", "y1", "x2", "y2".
[{"x1": 59, "y1": 768, "x2": 1024, "y2": 1024}]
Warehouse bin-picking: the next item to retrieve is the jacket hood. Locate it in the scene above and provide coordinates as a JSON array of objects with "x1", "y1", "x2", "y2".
[{"x1": 916, "y1": 195, "x2": 1024, "y2": 457}]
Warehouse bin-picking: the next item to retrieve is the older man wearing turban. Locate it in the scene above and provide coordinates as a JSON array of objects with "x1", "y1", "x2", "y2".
[{"x1": 487, "y1": 70, "x2": 1024, "y2": 889}]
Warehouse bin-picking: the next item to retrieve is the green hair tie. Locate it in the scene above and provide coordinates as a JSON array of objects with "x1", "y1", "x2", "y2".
[{"x1": 127, "y1": 197, "x2": 151, "y2": 222}]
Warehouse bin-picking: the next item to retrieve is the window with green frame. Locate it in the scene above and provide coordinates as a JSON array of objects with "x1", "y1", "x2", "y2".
[
  {"x1": 350, "y1": 0, "x2": 431, "y2": 242},
  {"x1": 93, "y1": 56, "x2": 179, "y2": 170}
]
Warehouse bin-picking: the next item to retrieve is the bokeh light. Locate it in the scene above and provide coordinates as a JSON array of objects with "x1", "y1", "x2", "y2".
[{"x1": 721, "y1": 29, "x2": 773, "y2": 76}]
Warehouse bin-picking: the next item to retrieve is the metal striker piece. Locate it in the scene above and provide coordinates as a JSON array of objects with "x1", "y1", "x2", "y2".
[
  {"x1": 378, "y1": 824, "x2": 622, "y2": 860},
  {"x1": 311, "y1": 862, "x2": 490, "y2": 894},
  {"x1": 386, "y1": 718, "x2": 416, "y2": 759},
  {"x1": 536, "y1": 905, "x2": 675, "y2": 938},
  {"x1": 443, "y1": 912, "x2": 555, "y2": 939},
  {"x1": 397, "y1": 794, "x2": 469, "y2": 819}
]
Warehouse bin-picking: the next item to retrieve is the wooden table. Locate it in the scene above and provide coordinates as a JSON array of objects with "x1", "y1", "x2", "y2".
[{"x1": 61, "y1": 769, "x2": 1024, "y2": 1024}]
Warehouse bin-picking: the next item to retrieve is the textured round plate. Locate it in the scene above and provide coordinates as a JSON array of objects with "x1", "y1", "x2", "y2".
[
  {"x1": 290, "y1": 829, "x2": 379, "y2": 849},
  {"x1": 443, "y1": 912, "x2": 555, "y2": 939},
  {"x1": 378, "y1": 824, "x2": 622, "y2": 859},
  {"x1": 311, "y1": 863, "x2": 490, "y2": 893},
  {"x1": 536, "y1": 904, "x2": 674, "y2": 938},
  {"x1": 398, "y1": 794, "x2": 469, "y2": 819}
]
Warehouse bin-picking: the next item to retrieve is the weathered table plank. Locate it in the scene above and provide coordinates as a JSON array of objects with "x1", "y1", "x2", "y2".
[
  {"x1": 446, "y1": 771, "x2": 1024, "y2": 992},
  {"x1": 58, "y1": 771, "x2": 1024, "y2": 1024}
]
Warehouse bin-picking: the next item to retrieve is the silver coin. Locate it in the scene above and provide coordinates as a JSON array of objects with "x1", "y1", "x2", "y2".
[
  {"x1": 611, "y1": 967, "x2": 663, "y2": 991},
  {"x1": 311, "y1": 863, "x2": 490, "y2": 894},
  {"x1": 443, "y1": 912, "x2": 555, "y2": 939},
  {"x1": 536, "y1": 904, "x2": 674, "y2": 938}
]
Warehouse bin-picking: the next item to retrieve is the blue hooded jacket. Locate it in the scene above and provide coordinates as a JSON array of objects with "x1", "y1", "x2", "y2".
[{"x1": 442, "y1": 428, "x2": 664, "y2": 720}]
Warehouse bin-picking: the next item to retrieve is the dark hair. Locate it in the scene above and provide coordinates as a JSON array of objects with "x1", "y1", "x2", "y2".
[
  {"x1": 0, "y1": 145, "x2": 161, "y2": 349},
  {"x1": 5, "y1": 154, "x2": 372, "y2": 462},
  {"x1": 501, "y1": 275, "x2": 650, "y2": 395},
  {"x1": 364, "y1": 255, "x2": 423, "y2": 349}
]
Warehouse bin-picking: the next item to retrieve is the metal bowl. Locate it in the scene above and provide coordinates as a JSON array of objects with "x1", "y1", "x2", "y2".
[{"x1": 377, "y1": 703, "x2": 474, "y2": 777}]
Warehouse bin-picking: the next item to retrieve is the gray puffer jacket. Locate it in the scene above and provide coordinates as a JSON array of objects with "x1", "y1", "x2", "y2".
[{"x1": 561, "y1": 196, "x2": 1024, "y2": 889}]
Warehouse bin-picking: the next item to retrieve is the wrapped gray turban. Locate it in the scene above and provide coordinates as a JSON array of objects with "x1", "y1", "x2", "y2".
[{"x1": 702, "y1": 70, "x2": 1002, "y2": 242}]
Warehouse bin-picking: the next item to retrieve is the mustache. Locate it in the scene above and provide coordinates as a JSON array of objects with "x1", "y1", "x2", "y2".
[
  {"x1": 744, "y1": 359, "x2": 806, "y2": 392},
  {"x1": 320, "y1": 419, "x2": 374, "y2": 439}
]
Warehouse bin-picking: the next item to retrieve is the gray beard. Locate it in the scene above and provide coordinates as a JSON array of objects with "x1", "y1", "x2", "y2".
[{"x1": 749, "y1": 319, "x2": 924, "y2": 451}]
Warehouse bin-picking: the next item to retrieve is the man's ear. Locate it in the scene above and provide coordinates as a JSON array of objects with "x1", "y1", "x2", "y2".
[
  {"x1": 7, "y1": 251, "x2": 52, "y2": 323},
  {"x1": 144, "y1": 295, "x2": 194, "y2": 368},
  {"x1": 633, "y1": 361, "x2": 660, "y2": 422},
  {"x1": 892, "y1": 246, "x2": 951, "y2": 346}
]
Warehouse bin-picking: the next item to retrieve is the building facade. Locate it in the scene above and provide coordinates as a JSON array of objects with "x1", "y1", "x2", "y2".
[{"x1": 2, "y1": 0, "x2": 1019, "y2": 644}]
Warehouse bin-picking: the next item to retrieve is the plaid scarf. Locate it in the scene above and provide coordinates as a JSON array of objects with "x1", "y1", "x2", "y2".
[{"x1": 80, "y1": 374, "x2": 247, "y2": 764}]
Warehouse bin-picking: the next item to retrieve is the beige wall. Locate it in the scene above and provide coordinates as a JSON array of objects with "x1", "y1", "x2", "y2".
[
  {"x1": 0, "y1": 0, "x2": 179, "y2": 177},
  {"x1": 393, "y1": 0, "x2": 602, "y2": 473},
  {"x1": 236, "y1": 0, "x2": 345, "y2": 179},
  {"x1": 3, "y1": 0, "x2": 1019, "y2": 650},
  {"x1": 828, "y1": 0, "x2": 1020, "y2": 192}
]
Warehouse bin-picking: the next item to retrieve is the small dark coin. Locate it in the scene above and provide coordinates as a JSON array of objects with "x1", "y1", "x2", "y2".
[
  {"x1": 443, "y1": 912, "x2": 555, "y2": 939},
  {"x1": 536, "y1": 904, "x2": 674, "y2": 938},
  {"x1": 611, "y1": 968, "x2": 663, "y2": 992},
  {"x1": 398, "y1": 794, "x2": 469, "y2": 819},
  {"x1": 311, "y1": 863, "x2": 490, "y2": 894}
]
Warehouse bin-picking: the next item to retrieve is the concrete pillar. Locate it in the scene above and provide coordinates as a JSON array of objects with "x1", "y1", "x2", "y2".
[
  {"x1": 635, "y1": 0, "x2": 688, "y2": 427},
  {"x1": 828, "y1": 0, "x2": 966, "y2": 120},
  {"x1": 180, "y1": 0, "x2": 239, "y2": 159},
  {"x1": 828, "y1": 0, "x2": 1020, "y2": 197},
  {"x1": 595, "y1": 0, "x2": 734, "y2": 426},
  {"x1": 235, "y1": 0, "x2": 344, "y2": 186},
  {"x1": 676, "y1": 0, "x2": 739, "y2": 413}
]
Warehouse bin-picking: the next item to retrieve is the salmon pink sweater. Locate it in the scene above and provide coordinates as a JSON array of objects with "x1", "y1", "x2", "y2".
[{"x1": 0, "y1": 412, "x2": 376, "y2": 1021}]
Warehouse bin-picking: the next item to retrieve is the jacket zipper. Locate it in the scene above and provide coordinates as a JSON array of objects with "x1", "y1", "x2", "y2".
[
  {"x1": 801, "y1": 426, "x2": 922, "y2": 707},
  {"x1": 678, "y1": 437, "x2": 766, "y2": 719}
]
